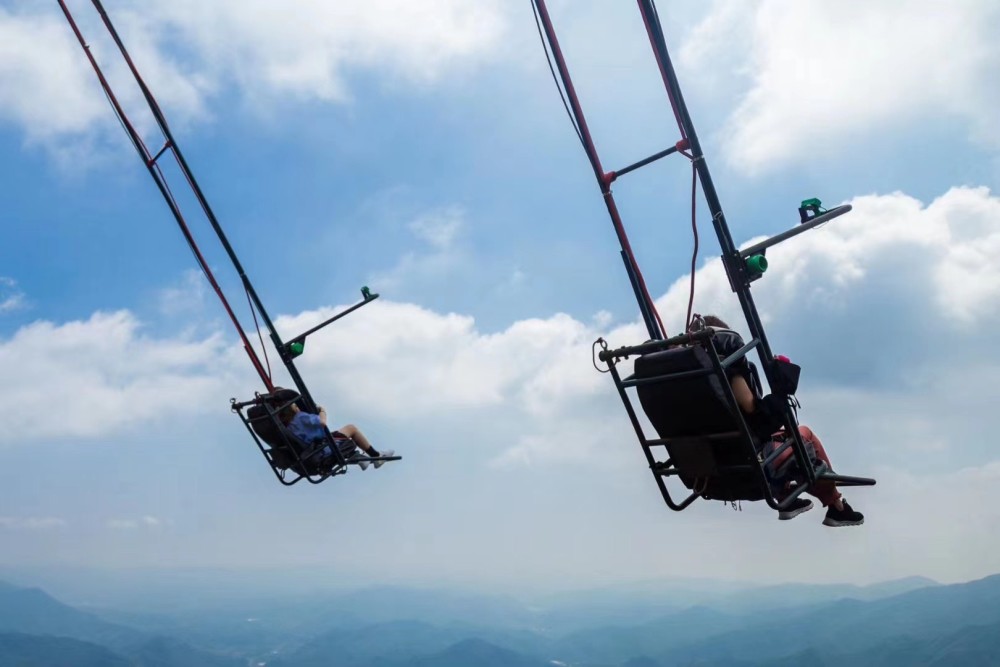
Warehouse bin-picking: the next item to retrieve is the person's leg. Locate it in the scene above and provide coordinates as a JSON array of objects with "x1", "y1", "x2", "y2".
[
  {"x1": 338, "y1": 424, "x2": 377, "y2": 455},
  {"x1": 339, "y1": 423, "x2": 395, "y2": 469},
  {"x1": 796, "y1": 426, "x2": 844, "y2": 509},
  {"x1": 799, "y1": 426, "x2": 865, "y2": 526}
]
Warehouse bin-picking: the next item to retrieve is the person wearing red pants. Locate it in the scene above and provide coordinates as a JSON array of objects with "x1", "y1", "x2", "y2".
[
  {"x1": 767, "y1": 425, "x2": 864, "y2": 526},
  {"x1": 697, "y1": 315, "x2": 864, "y2": 527}
]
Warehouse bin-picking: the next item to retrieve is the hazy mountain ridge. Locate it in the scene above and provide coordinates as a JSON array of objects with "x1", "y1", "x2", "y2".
[
  {"x1": 657, "y1": 574, "x2": 1000, "y2": 666},
  {"x1": 0, "y1": 582, "x2": 253, "y2": 666},
  {"x1": 0, "y1": 574, "x2": 993, "y2": 667},
  {"x1": 0, "y1": 632, "x2": 131, "y2": 667},
  {"x1": 736, "y1": 622, "x2": 1000, "y2": 667},
  {"x1": 0, "y1": 584, "x2": 144, "y2": 650}
]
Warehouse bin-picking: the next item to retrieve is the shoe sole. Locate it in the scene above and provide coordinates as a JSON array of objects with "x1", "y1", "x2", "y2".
[
  {"x1": 373, "y1": 452, "x2": 395, "y2": 469},
  {"x1": 778, "y1": 502, "x2": 814, "y2": 520},
  {"x1": 823, "y1": 517, "x2": 864, "y2": 527}
]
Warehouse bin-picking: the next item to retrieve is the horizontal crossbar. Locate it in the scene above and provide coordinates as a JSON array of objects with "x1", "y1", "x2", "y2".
[
  {"x1": 612, "y1": 144, "x2": 680, "y2": 180},
  {"x1": 599, "y1": 328, "x2": 713, "y2": 362},
  {"x1": 288, "y1": 290, "x2": 379, "y2": 348},
  {"x1": 644, "y1": 431, "x2": 742, "y2": 447},
  {"x1": 620, "y1": 366, "x2": 713, "y2": 387},
  {"x1": 819, "y1": 471, "x2": 877, "y2": 487},
  {"x1": 739, "y1": 205, "x2": 852, "y2": 259}
]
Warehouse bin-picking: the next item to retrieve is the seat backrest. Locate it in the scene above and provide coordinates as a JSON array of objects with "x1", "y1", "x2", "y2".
[
  {"x1": 633, "y1": 343, "x2": 765, "y2": 501},
  {"x1": 633, "y1": 344, "x2": 739, "y2": 439},
  {"x1": 247, "y1": 403, "x2": 310, "y2": 470}
]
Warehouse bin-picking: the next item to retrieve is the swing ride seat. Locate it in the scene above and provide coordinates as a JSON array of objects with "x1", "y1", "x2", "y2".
[
  {"x1": 535, "y1": 0, "x2": 876, "y2": 515},
  {"x1": 632, "y1": 341, "x2": 771, "y2": 504},
  {"x1": 57, "y1": 1, "x2": 395, "y2": 488},
  {"x1": 604, "y1": 328, "x2": 876, "y2": 511},
  {"x1": 235, "y1": 390, "x2": 359, "y2": 486}
]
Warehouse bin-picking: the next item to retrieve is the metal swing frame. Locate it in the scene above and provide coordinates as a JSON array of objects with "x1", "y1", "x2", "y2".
[
  {"x1": 58, "y1": 0, "x2": 400, "y2": 482},
  {"x1": 231, "y1": 390, "x2": 378, "y2": 486},
  {"x1": 533, "y1": 0, "x2": 875, "y2": 510}
]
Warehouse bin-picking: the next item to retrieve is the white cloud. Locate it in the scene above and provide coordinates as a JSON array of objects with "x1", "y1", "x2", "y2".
[
  {"x1": 0, "y1": 6, "x2": 107, "y2": 141},
  {"x1": 107, "y1": 515, "x2": 165, "y2": 529},
  {"x1": 656, "y1": 459, "x2": 1000, "y2": 585},
  {"x1": 649, "y1": 186, "x2": 1000, "y2": 386},
  {"x1": 2, "y1": 187, "x2": 1000, "y2": 584},
  {"x1": 369, "y1": 206, "x2": 469, "y2": 291},
  {"x1": 869, "y1": 462, "x2": 1000, "y2": 578},
  {"x1": 0, "y1": 310, "x2": 237, "y2": 443},
  {"x1": 4, "y1": 188, "x2": 998, "y2": 476},
  {"x1": 409, "y1": 206, "x2": 464, "y2": 250},
  {"x1": 0, "y1": 3, "x2": 211, "y2": 161},
  {"x1": 157, "y1": 269, "x2": 208, "y2": 318},
  {"x1": 0, "y1": 277, "x2": 26, "y2": 313},
  {"x1": 151, "y1": 0, "x2": 507, "y2": 100},
  {"x1": 682, "y1": 1, "x2": 1000, "y2": 173},
  {"x1": 0, "y1": 516, "x2": 66, "y2": 529},
  {"x1": 0, "y1": 1, "x2": 507, "y2": 150}
]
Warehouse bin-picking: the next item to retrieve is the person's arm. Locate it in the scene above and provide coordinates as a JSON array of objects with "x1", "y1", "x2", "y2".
[
  {"x1": 316, "y1": 406, "x2": 328, "y2": 426},
  {"x1": 730, "y1": 375, "x2": 758, "y2": 415}
]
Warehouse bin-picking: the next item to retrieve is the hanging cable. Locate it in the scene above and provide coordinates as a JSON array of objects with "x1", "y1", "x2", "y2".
[
  {"x1": 531, "y1": 0, "x2": 585, "y2": 150},
  {"x1": 246, "y1": 287, "x2": 272, "y2": 383},
  {"x1": 57, "y1": 0, "x2": 275, "y2": 389},
  {"x1": 531, "y1": 0, "x2": 666, "y2": 340},
  {"x1": 685, "y1": 161, "x2": 699, "y2": 330}
]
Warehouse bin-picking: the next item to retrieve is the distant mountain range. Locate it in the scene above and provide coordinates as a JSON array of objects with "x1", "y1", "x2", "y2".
[
  {"x1": 0, "y1": 632, "x2": 130, "y2": 667},
  {"x1": 0, "y1": 573, "x2": 997, "y2": 666},
  {"x1": 0, "y1": 585, "x2": 243, "y2": 666}
]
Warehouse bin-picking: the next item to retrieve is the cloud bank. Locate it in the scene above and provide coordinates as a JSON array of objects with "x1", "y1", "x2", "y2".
[
  {"x1": 681, "y1": 0, "x2": 1000, "y2": 173},
  {"x1": 2, "y1": 186, "x2": 998, "y2": 584},
  {"x1": 4, "y1": 186, "x2": 997, "y2": 467},
  {"x1": 0, "y1": 0, "x2": 507, "y2": 151}
]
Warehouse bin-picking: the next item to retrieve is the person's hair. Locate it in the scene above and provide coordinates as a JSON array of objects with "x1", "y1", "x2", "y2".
[
  {"x1": 277, "y1": 405, "x2": 296, "y2": 425},
  {"x1": 268, "y1": 387, "x2": 298, "y2": 425},
  {"x1": 702, "y1": 314, "x2": 730, "y2": 329}
]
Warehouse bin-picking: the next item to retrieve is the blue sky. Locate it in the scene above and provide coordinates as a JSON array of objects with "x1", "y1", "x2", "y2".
[{"x1": 2, "y1": 0, "x2": 1000, "y2": 593}]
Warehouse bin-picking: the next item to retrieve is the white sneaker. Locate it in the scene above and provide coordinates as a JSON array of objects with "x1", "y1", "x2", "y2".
[
  {"x1": 373, "y1": 449, "x2": 395, "y2": 469},
  {"x1": 348, "y1": 453, "x2": 370, "y2": 471}
]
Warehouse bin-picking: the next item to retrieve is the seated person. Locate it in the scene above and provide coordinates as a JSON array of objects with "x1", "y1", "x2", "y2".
[
  {"x1": 694, "y1": 315, "x2": 863, "y2": 527},
  {"x1": 273, "y1": 388, "x2": 395, "y2": 471}
]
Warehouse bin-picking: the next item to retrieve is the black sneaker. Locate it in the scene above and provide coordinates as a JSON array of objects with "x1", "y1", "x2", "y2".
[
  {"x1": 778, "y1": 498, "x2": 813, "y2": 520},
  {"x1": 823, "y1": 501, "x2": 864, "y2": 527}
]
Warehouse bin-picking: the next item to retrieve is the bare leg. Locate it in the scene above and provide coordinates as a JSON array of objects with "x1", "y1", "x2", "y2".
[{"x1": 338, "y1": 423, "x2": 375, "y2": 454}]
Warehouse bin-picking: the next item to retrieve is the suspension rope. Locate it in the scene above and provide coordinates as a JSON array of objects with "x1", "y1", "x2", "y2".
[
  {"x1": 531, "y1": 0, "x2": 666, "y2": 339},
  {"x1": 685, "y1": 161, "x2": 699, "y2": 330},
  {"x1": 530, "y1": 0, "x2": 584, "y2": 151},
  {"x1": 57, "y1": 0, "x2": 274, "y2": 389},
  {"x1": 246, "y1": 287, "x2": 273, "y2": 384}
]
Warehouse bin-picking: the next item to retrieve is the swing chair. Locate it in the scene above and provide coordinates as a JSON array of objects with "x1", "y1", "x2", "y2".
[
  {"x1": 59, "y1": 0, "x2": 401, "y2": 484},
  {"x1": 533, "y1": 0, "x2": 875, "y2": 512}
]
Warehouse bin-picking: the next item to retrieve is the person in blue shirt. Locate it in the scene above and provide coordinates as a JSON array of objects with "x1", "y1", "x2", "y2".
[{"x1": 277, "y1": 395, "x2": 394, "y2": 471}]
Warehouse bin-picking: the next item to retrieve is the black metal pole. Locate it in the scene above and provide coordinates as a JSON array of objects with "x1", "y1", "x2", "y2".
[
  {"x1": 89, "y1": 0, "x2": 319, "y2": 409},
  {"x1": 636, "y1": 0, "x2": 817, "y2": 482}
]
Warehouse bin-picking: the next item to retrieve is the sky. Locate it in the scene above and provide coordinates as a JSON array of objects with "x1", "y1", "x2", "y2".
[{"x1": 1, "y1": 0, "x2": 1000, "y2": 595}]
